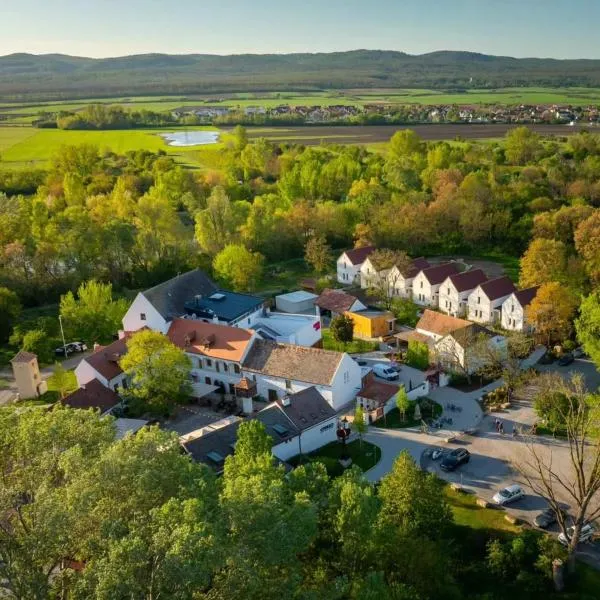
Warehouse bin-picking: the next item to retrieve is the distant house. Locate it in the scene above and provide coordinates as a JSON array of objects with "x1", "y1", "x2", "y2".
[
  {"x1": 241, "y1": 339, "x2": 362, "y2": 411},
  {"x1": 315, "y1": 289, "x2": 366, "y2": 318},
  {"x1": 501, "y1": 287, "x2": 539, "y2": 332},
  {"x1": 438, "y1": 269, "x2": 488, "y2": 318},
  {"x1": 61, "y1": 378, "x2": 121, "y2": 415},
  {"x1": 412, "y1": 263, "x2": 461, "y2": 307},
  {"x1": 356, "y1": 373, "x2": 399, "y2": 423},
  {"x1": 415, "y1": 309, "x2": 472, "y2": 342},
  {"x1": 467, "y1": 277, "x2": 516, "y2": 325},
  {"x1": 74, "y1": 336, "x2": 129, "y2": 392},
  {"x1": 337, "y1": 246, "x2": 375, "y2": 284},
  {"x1": 359, "y1": 256, "x2": 389, "y2": 290},
  {"x1": 386, "y1": 257, "x2": 431, "y2": 299},
  {"x1": 346, "y1": 309, "x2": 395, "y2": 339}
]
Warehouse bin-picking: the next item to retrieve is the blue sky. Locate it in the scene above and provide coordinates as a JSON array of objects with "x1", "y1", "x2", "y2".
[{"x1": 2, "y1": 0, "x2": 599, "y2": 59}]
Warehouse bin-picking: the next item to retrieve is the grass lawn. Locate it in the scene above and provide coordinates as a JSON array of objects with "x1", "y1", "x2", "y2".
[
  {"x1": 289, "y1": 439, "x2": 381, "y2": 478},
  {"x1": 373, "y1": 399, "x2": 442, "y2": 429},
  {"x1": 321, "y1": 329, "x2": 379, "y2": 353},
  {"x1": 46, "y1": 368, "x2": 77, "y2": 396},
  {"x1": 0, "y1": 378, "x2": 10, "y2": 390},
  {"x1": 255, "y1": 257, "x2": 316, "y2": 296}
]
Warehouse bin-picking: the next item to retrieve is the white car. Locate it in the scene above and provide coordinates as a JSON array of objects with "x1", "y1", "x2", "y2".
[
  {"x1": 372, "y1": 363, "x2": 399, "y2": 381},
  {"x1": 558, "y1": 523, "x2": 595, "y2": 547},
  {"x1": 492, "y1": 484, "x2": 525, "y2": 505}
]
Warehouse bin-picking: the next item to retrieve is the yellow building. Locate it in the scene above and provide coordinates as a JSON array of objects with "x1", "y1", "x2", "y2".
[
  {"x1": 10, "y1": 351, "x2": 47, "y2": 399},
  {"x1": 345, "y1": 310, "x2": 395, "y2": 339}
]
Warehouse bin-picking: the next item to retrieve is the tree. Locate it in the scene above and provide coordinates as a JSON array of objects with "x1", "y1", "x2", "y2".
[
  {"x1": 515, "y1": 374, "x2": 600, "y2": 572},
  {"x1": 0, "y1": 286, "x2": 21, "y2": 343},
  {"x1": 406, "y1": 340, "x2": 429, "y2": 370},
  {"x1": 576, "y1": 291, "x2": 600, "y2": 369},
  {"x1": 330, "y1": 314, "x2": 354, "y2": 347},
  {"x1": 59, "y1": 280, "x2": 128, "y2": 345},
  {"x1": 21, "y1": 329, "x2": 54, "y2": 364},
  {"x1": 525, "y1": 282, "x2": 578, "y2": 346},
  {"x1": 213, "y1": 244, "x2": 264, "y2": 292},
  {"x1": 505, "y1": 127, "x2": 542, "y2": 165},
  {"x1": 194, "y1": 186, "x2": 239, "y2": 256},
  {"x1": 574, "y1": 209, "x2": 600, "y2": 284},
  {"x1": 353, "y1": 406, "x2": 367, "y2": 448},
  {"x1": 48, "y1": 363, "x2": 75, "y2": 399},
  {"x1": 232, "y1": 124, "x2": 248, "y2": 151},
  {"x1": 304, "y1": 233, "x2": 331, "y2": 274},
  {"x1": 120, "y1": 330, "x2": 192, "y2": 416},
  {"x1": 395, "y1": 386, "x2": 411, "y2": 422},
  {"x1": 519, "y1": 238, "x2": 568, "y2": 288},
  {"x1": 390, "y1": 297, "x2": 419, "y2": 327},
  {"x1": 365, "y1": 249, "x2": 412, "y2": 308}
]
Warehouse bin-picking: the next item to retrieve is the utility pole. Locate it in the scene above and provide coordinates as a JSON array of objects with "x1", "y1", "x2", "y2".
[{"x1": 58, "y1": 315, "x2": 68, "y2": 358}]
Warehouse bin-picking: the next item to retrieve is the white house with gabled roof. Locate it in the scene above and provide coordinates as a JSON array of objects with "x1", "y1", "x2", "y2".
[
  {"x1": 438, "y1": 269, "x2": 488, "y2": 318},
  {"x1": 501, "y1": 286, "x2": 539, "y2": 332},
  {"x1": 468, "y1": 276, "x2": 516, "y2": 325},
  {"x1": 337, "y1": 246, "x2": 375, "y2": 285}
]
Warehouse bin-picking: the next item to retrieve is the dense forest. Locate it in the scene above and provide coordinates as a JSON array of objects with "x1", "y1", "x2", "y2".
[{"x1": 2, "y1": 50, "x2": 600, "y2": 99}]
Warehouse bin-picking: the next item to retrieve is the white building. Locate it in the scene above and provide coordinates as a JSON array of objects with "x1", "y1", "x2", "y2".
[
  {"x1": 467, "y1": 276, "x2": 516, "y2": 325},
  {"x1": 386, "y1": 257, "x2": 431, "y2": 298},
  {"x1": 275, "y1": 290, "x2": 318, "y2": 314},
  {"x1": 501, "y1": 287, "x2": 539, "y2": 332},
  {"x1": 252, "y1": 312, "x2": 322, "y2": 347},
  {"x1": 337, "y1": 246, "x2": 375, "y2": 285},
  {"x1": 74, "y1": 336, "x2": 130, "y2": 392},
  {"x1": 412, "y1": 263, "x2": 460, "y2": 307},
  {"x1": 242, "y1": 339, "x2": 362, "y2": 411},
  {"x1": 439, "y1": 269, "x2": 488, "y2": 317},
  {"x1": 415, "y1": 309, "x2": 472, "y2": 342}
]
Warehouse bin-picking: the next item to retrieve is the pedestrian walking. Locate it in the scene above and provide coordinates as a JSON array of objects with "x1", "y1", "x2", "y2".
[{"x1": 500, "y1": 422, "x2": 504, "y2": 434}]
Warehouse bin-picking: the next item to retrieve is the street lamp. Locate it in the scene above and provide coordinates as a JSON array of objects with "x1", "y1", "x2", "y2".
[
  {"x1": 337, "y1": 417, "x2": 351, "y2": 459},
  {"x1": 58, "y1": 315, "x2": 68, "y2": 358}
]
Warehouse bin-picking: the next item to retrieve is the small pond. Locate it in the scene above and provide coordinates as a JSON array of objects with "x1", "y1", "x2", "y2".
[{"x1": 161, "y1": 131, "x2": 220, "y2": 147}]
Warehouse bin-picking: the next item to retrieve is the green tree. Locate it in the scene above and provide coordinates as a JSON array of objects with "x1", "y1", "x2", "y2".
[
  {"x1": 304, "y1": 233, "x2": 331, "y2": 274},
  {"x1": 574, "y1": 209, "x2": 600, "y2": 284},
  {"x1": 390, "y1": 297, "x2": 419, "y2": 327},
  {"x1": 213, "y1": 243, "x2": 264, "y2": 292},
  {"x1": 330, "y1": 314, "x2": 354, "y2": 347},
  {"x1": 505, "y1": 126, "x2": 542, "y2": 165},
  {"x1": 120, "y1": 330, "x2": 192, "y2": 416},
  {"x1": 0, "y1": 286, "x2": 21, "y2": 343},
  {"x1": 60, "y1": 280, "x2": 128, "y2": 345},
  {"x1": 406, "y1": 340, "x2": 429, "y2": 369},
  {"x1": 353, "y1": 406, "x2": 367, "y2": 448},
  {"x1": 395, "y1": 386, "x2": 411, "y2": 422},
  {"x1": 48, "y1": 363, "x2": 75, "y2": 399},
  {"x1": 519, "y1": 238, "x2": 568, "y2": 288},
  {"x1": 576, "y1": 291, "x2": 600, "y2": 368},
  {"x1": 232, "y1": 124, "x2": 248, "y2": 151},
  {"x1": 21, "y1": 329, "x2": 54, "y2": 364}
]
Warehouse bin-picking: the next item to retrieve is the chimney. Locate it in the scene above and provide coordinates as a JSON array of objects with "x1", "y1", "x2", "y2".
[{"x1": 282, "y1": 396, "x2": 291, "y2": 407}]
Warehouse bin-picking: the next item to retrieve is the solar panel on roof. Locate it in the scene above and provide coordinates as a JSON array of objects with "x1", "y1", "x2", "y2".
[
  {"x1": 207, "y1": 451, "x2": 224, "y2": 463},
  {"x1": 272, "y1": 424, "x2": 289, "y2": 436}
]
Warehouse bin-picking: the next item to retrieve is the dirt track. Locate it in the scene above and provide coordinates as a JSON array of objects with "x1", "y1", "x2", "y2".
[{"x1": 244, "y1": 123, "x2": 593, "y2": 145}]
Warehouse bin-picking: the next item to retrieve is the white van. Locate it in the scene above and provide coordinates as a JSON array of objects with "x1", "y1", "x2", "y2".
[{"x1": 372, "y1": 363, "x2": 399, "y2": 381}]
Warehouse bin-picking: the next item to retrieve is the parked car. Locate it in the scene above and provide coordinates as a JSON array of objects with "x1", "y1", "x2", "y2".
[
  {"x1": 492, "y1": 484, "x2": 525, "y2": 505},
  {"x1": 388, "y1": 362, "x2": 402, "y2": 373},
  {"x1": 538, "y1": 352, "x2": 555, "y2": 365},
  {"x1": 572, "y1": 347, "x2": 586, "y2": 359},
  {"x1": 534, "y1": 507, "x2": 565, "y2": 529},
  {"x1": 558, "y1": 523, "x2": 595, "y2": 546},
  {"x1": 440, "y1": 448, "x2": 470, "y2": 472},
  {"x1": 55, "y1": 341, "x2": 88, "y2": 356},
  {"x1": 557, "y1": 353, "x2": 574, "y2": 366},
  {"x1": 372, "y1": 363, "x2": 400, "y2": 381}
]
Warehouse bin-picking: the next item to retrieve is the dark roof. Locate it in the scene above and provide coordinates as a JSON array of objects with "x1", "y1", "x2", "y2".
[
  {"x1": 61, "y1": 378, "x2": 120, "y2": 413},
  {"x1": 270, "y1": 387, "x2": 336, "y2": 432},
  {"x1": 479, "y1": 276, "x2": 516, "y2": 301},
  {"x1": 143, "y1": 269, "x2": 216, "y2": 321},
  {"x1": 404, "y1": 257, "x2": 431, "y2": 278},
  {"x1": 342, "y1": 245, "x2": 376, "y2": 265},
  {"x1": 513, "y1": 286, "x2": 539, "y2": 308},
  {"x1": 85, "y1": 337, "x2": 128, "y2": 381},
  {"x1": 421, "y1": 262, "x2": 460, "y2": 285},
  {"x1": 447, "y1": 268, "x2": 488, "y2": 293},
  {"x1": 315, "y1": 288, "x2": 360, "y2": 313},
  {"x1": 242, "y1": 339, "x2": 344, "y2": 386},
  {"x1": 10, "y1": 350, "x2": 37, "y2": 363},
  {"x1": 357, "y1": 379, "x2": 399, "y2": 407},
  {"x1": 183, "y1": 290, "x2": 263, "y2": 323},
  {"x1": 183, "y1": 421, "x2": 240, "y2": 473},
  {"x1": 449, "y1": 323, "x2": 496, "y2": 346}
]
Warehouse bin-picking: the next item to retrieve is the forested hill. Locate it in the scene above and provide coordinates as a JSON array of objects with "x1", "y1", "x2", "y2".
[{"x1": 2, "y1": 49, "x2": 600, "y2": 100}]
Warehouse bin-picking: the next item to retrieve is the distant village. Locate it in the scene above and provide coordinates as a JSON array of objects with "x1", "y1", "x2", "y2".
[{"x1": 172, "y1": 101, "x2": 600, "y2": 125}]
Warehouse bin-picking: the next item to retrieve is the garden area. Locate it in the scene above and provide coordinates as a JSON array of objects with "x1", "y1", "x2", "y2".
[
  {"x1": 373, "y1": 397, "x2": 442, "y2": 429},
  {"x1": 321, "y1": 328, "x2": 379, "y2": 353},
  {"x1": 289, "y1": 439, "x2": 381, "y2": 477}
]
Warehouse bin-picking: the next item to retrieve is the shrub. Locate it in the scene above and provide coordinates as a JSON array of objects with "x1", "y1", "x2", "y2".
[{"x1": 406, "y1": 340, "x2": 429, "y2": 370}]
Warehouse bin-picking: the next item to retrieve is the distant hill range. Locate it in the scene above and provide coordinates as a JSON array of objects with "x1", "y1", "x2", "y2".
[{"x1": 1, "y1": 50, "x2": 600, "y2": 101}]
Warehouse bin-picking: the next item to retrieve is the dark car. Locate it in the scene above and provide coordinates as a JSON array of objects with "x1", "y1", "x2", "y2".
[
  {"x1": 440, "y1": 448, "x2": 470, "y2": 472},
  {"x1": 55, "y1": 341, "x2": 88, "y2": 356},
  {"x1": 538, "y1": 352, "x2": 555, "y2": 365},
  {"x1": 558, "y1": 353, "x2": 574, "y2": 366},
  {"x1": 534, "y1": 507, "x2": 564, "y2": 529}
]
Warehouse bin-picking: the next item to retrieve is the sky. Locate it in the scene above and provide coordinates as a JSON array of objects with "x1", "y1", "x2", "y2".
[{"x1": 2, "y1": 0, "x2": 600, "y2": 59}]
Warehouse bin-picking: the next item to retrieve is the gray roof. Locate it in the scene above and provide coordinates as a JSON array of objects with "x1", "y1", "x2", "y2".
[
  {"x1": 142, "y1": 270, "x2": 216, "y2": 321},
  {"x1": 183, "y1": 421, "x2": 240, "y2": 472},
  {"x1": 269, "y1": 387, "x2": 336, "y2": 432},
  {"x1": 184, "y1": 290, "x2": 264, "y2": 323},
  {"x1": 242, "y1": 339, "x2": 344, "y2": 386}
]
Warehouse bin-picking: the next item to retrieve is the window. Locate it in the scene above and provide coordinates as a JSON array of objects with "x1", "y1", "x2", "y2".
[
  {"x1": 234, "y1": 364, "x2": 240, "y2": 374},
  {"x1": 205, "y1": 377, "x2": 211, "y2": 384},
  {"x1": 229, "y1": 383, "x2": 235, "y2": 395},
  {"x1": 343, "y1": 371, "x2": 350, "y2": 384},
  {"x1": 320, "y1": 422, "x2": 334, "y2": 433},
  {"x1": 223, "y1": 363, "x2": 228, "y2": 372},
  {"x1": 477, "y1": 296, "x2": 481, "y2": 304},
  {"x1": 447, "y1": 287, "x2": 450, "y2": 295},
  {"x1": 140, "y1": 313, "x2": 146, "y2": 321},
  {"x1": 511, "y1": 304, "x2": 514, "y2": 313},
  {"x1": 420, "y1": 281, "x2": 423, "y2": 288},
  {"x1": 206, "y1": 359, "x2": 212, "y2": 367},
  {"x1": 216, "y1": 362, "x2": 220, "y2": 372},
  {"x1": 197, "y1": 358, "x2": 202, "y2": 369}
]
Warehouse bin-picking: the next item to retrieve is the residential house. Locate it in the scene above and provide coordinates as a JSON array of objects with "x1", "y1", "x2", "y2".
[
  {"x1": 415, "y1": 309, "x2": 472, "y2": 342},
  {"x1": 356, "y1": 373, "x2": 399, "y2": 423},
  {"x1": 435, "y1": 324, "x2": 506, "y2": 374},
  {"x1": 315, "y1": 289, "x2": 366, "y2": 319},
  {"x1": 251, "y1": 312, "x2": 322, "y2": 347},
  {"x1": 412, "y1": 263, "x2": 460, "y2": 307},
  {"x1": 468, "y1": 276, "x2": 516, "y2": 324},
  {"x1": 386, "y1": 257, "x2": 431, "y2": 298},
  {"x1": 337, "y1": 245, "x2": 375, "y2": 284},
  {"x1": 242, "y1": 339, "x2": 362, "y2": 410},
  {"x1": 61, "y1": 378, "x2": 121, "y2": 415},
  {"x1": 501, "y1": 286, "x2": 539, "y2": 332},
  {"x1": 74, "y1": 337, "x2": 130, "y2": 392},
  {"x1": 345, "y1": 309, "x2": 395, "y2": 339},
  {"x1": 182, "y1": 289, "x2": 265, "y2": 328},
  {"x1": 359, "y1": 255, "x2": 388, "y2": 290},
  {"x1": 438, "y1": 269, "x2": 488, "y2": 317}
]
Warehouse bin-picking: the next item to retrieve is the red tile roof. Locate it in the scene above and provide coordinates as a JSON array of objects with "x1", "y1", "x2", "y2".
[
  {"x1": 416, "y1": 309, "x2": 471, "y2": 337},
  {"x1": 447, "y1": 269, "x2": 488, "y2": 293},
  {"x1": 343, "y1": 245, "x2": 376, "y2": 266},
  {"x1": 62, "y1": 378, "x2": 120, "y2": 413},
  {"x1": 85, "y1": 337, "x2": 128, "y2": 382},
  {"x1": 315, "y1": 288, "x2": 360, "y2": 313},
  {"x1": 421, "y1": 262, "x2": 460, "y2": 285},
  {"x1": 406, "y1": 257, "x2": 431, "y2": 278},
  {"x1": 480, "y1": 276, "x2": 516, "y2": 301},
  {"x1": 514, "y1": 286, "x2": 539, "y2": 308},
  {"x1": 357, "y1": 379, "x2": 399, "y2": 407}
]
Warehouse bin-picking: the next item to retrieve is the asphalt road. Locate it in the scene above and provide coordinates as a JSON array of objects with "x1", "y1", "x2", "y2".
[{"x1": 537, "y1": 357, "x2": 600, "y2": 392}]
